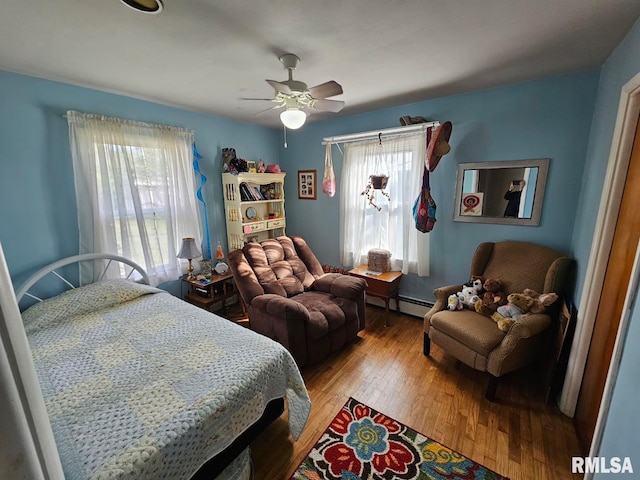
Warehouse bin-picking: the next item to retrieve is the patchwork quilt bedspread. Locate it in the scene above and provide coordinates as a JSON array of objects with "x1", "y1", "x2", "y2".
[{"x1": 22, "y1": 279, "x2": 311, "y2": 479}]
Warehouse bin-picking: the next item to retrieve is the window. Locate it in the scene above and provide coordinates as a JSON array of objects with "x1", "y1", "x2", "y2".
[
  {"x1": 340, "y1": 133, "x2": 429, "y2": 275},
  {"x1": 67, "y1": 111, "x2": 202, "y2": 285}
]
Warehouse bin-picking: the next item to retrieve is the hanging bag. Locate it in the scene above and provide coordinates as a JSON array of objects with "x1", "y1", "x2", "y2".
[
  {"x1": 413, "y1": 127, "x2": 437, "y2": 232},
  {"x1": 322, "y1": 143, "x2": 336, "y2": 197},
  {"x1": 413, "y1": 166, "x2": 437, "y2": 232}
]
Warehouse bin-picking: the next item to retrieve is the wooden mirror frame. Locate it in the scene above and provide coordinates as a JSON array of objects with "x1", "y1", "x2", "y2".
[{"x1": 453, "y1": 158, "x2": 550, "y2": 226}]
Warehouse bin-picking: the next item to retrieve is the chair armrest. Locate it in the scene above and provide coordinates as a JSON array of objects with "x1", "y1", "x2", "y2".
[
  {"x1": 511, "y1": 313, "x2": 552, "y2": 337},
  {"x1": 423, "y1": 284, "x2": 463, "y2": 327},
  {"x1": 313, "y1": 273, "x2": 367, "y2": 301},
  {"x1": 250, "y1": 294, "x2": 309, "y2": 319},
  {"x1": 487, "y1": 313, "x2": 552, "y2": 377}
]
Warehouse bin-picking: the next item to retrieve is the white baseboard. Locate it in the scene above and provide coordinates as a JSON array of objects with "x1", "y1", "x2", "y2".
[{"x1": 365, "y1": 295, "x2": 432, "y2": 318}]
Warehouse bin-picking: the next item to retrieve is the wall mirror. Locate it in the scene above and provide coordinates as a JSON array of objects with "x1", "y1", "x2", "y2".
[{"x1": 453, "y1": 158, "x2": 549, "y2": 226}]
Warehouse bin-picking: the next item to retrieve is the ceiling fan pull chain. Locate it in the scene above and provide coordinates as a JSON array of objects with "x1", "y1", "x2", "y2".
[{"x1": 283, "y1": 124, "x2": 288, "y2": 148}]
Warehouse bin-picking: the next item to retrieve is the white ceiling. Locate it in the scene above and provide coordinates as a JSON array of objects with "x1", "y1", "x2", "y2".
[{"x1": 2, "y1": 0, "x2": 640, "y2": 128}]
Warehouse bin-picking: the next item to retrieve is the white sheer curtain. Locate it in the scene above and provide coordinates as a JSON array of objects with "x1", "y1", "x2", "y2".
[
  {"x1": 67, "y1": 111, "x2": 202, "y2": 286},
  {"x1": 339, "y1": 132, "x2": 429, "y2": 275}
]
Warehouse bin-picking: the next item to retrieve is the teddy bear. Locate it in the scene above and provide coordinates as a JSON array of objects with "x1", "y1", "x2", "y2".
[
  {"x1": 491, "y1": 293, "x2": 534, "y2": 332},
  {"x1": 474, "y1": 278, "x2": 508, "y2": 317},
  {"x1": 523, "y1": 288, "x2": 558, "y2": 314}
]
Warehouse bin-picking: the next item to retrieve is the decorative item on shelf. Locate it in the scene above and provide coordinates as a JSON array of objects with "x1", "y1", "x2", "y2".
[
  {"x1": 199, "y1": 259, "x2": 212, "y2": 278},
  {"x1": 214, "y1": 241, "x2": 229, "y2": 274},
  {"x1": 245, "y1": 207, "x2": 257, "y2": 220},
  {"x1": 260, "y1": 183, "x2": 276, "y2": 199},
  {"x1": 215, "y1": 241, "x2": 225, "y2": 262},
  {"x1": 257, "y1": 159, "x2": 266, "y2": 173},
  {"x1": 221, "y1": 147, "x2": 249, "y2": 174},
  {"x1": 177, "y1": 237, "x2": 201, "y2": 280}
]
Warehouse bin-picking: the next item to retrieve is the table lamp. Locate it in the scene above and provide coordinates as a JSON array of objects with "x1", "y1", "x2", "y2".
[{"x1": 177, "y1": 237, "x2": 201, "y2": 280}]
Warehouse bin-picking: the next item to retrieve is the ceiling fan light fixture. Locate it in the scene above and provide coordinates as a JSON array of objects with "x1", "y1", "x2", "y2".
[
  {"x1": 280, "y1": 108, "x2": 306, "y2": 130},
  {"x1": 119, "y1": 0, "x2": 163, "y2": 14}
]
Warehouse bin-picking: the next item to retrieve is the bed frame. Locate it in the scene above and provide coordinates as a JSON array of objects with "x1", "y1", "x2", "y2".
[
  {"x1": 15, "y1": 253, "x2": 150, "y2": 304},
  {"x1": 12, "y1": 252, "x2": 285, "y2": 479}
]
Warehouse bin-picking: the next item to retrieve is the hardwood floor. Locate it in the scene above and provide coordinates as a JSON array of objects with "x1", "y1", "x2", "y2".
[{"x1": 250, "y1": 306, "x2": 582, "y2": 480}]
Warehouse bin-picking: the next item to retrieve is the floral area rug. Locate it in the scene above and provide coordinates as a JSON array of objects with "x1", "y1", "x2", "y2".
[{"x1": 291, "y1": 397, "x2": 509, "y2": 480}]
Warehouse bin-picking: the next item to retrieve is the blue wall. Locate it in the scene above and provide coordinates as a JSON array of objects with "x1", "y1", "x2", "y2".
[
  {"x1": 1, "y1": 69, "x2": 600, "y2": 302},
  {"x1": 582, "y1": 18, "x2": 640, "y2": 475},
  {"x1": 279, "y1": 72, "x2": 599, "y2": 300},
  {"x1": 0, "y1": 70, "x2": 279, "y2": 293}
]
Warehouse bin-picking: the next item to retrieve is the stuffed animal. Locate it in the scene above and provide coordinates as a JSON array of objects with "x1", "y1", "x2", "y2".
[
  {"x1": 459, "y1": 285, "x2": 481, "y2": 308},
  {"x1": 465, "y1": 276, "x2": 485, "y2": 293},
  {"x1": 491, "y1": 293, "x2": 534, "y2": 332},
  {"x1": 474, "y1": 278, "x2": 508, "y2": 317},
  {"x1": 447, "y1": 293, "x2": 464, "y2": 311},
  {"x1": 452, "y1": 276, "x2": 484, "y2": 310},
  {"x1": 523, "y1": 288, "x2": 558, "y2": 314}
]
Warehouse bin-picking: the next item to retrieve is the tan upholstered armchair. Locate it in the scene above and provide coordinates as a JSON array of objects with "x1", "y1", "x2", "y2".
[
  {"x1": 228, "y1": 236, "x2": 367, "y2": 367},
  {"x1": 423, "y1": 241, "x2": 573, "y2": 400}
]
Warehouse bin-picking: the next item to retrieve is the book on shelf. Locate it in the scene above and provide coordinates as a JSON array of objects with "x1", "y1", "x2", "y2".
[
  {"x1": 250, "y1": 184, "x2": 265, "y2": 200},
  {"x1": 240, "y1": 183, "x2": 255, "y2": 201}
]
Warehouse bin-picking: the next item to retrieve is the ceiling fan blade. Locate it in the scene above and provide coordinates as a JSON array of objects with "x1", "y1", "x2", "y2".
[
  {"x1": 307, "y1": 81, "x2": 343, "y2": 99},
  {"x1": 254, "y1": 104, "x2": 285, "y2": 115},
  {"x1": 311, "y1": 99, "x2": 345, "y2": 113},
  {"x1": 266, "y1": 80, "x2": 292, "y2": 95},
  {"x1": 240, "y1": 97, "x2": 279, "y2": 102}
]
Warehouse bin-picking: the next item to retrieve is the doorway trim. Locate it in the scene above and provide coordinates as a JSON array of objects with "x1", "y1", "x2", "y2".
[{"x1": 560, "y1": 71, "x2": 640, "y2": 445}]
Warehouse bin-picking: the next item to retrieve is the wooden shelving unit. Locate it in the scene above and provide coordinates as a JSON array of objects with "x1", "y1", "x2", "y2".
[{"x1": 222, "y1": 172, "x2": 286, "y2": 251}]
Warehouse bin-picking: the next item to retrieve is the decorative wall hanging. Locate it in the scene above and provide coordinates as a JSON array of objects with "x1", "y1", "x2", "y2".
[
  {"x1": 461, "y1": 192, "x2": 484, "y2": 216},
  {"x1": 361, "y1": 133, "x2": 390, "y2": 211},
  {"x1": 322, "y1": 143, "x2": 336, "y2": 197},
  {"x1": 298, "y1": 170, "x2": 317, "y2": 200},
  {"x1": 193, "y1": 144, "x2": 211, "y2": 258}
]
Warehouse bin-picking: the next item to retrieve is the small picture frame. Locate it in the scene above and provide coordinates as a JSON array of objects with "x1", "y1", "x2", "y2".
[
  {"x1": 246, "y1": 161, "x2": 257, "y2": 173},
  {"x1": 460, "y1": 192, "x2": 484, "y2": 216},
  {"x1": 298, "y1": 170, "x2": 317, "y2": 200}
]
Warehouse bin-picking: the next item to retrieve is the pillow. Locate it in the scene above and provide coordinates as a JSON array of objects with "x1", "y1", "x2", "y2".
[{"x1": 22, "y1": 279, "x2": 160, "y2": 329}]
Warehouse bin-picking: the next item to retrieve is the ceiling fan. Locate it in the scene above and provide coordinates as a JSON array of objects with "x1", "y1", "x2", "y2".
[{"x1": 245, "y1": 53, "x2": 345, "y2": 129}]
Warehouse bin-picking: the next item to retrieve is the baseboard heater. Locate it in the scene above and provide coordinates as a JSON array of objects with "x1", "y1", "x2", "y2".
[{"x1": 364, "y1": 294, "x2": 433, "y2": 318}]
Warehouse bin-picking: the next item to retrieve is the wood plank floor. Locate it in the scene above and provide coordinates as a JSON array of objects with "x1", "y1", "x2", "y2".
[{"x1": 250, "y1": 306, "x2": 583, "y2": 480}]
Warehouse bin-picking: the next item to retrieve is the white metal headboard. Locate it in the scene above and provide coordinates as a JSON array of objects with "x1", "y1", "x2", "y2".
[{"x1": 15, "y1": 253, "x2": 149, "y2": 304}]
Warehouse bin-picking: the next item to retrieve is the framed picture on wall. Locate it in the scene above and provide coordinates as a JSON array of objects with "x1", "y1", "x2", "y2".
[
  {"x1": 298, "y1": 170, "x2": 317, "y2": 200},
  {"x1": 460, "y1": 192, "x2": 484, "y2": 216}
]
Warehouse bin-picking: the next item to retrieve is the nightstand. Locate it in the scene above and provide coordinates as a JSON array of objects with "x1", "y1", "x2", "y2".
[
  {"x1": 348, "y1": 264, "x2": 403, "y2": 326},
  {"x1": 182, "y1": 272, "x2": 237, "y2": 313}
]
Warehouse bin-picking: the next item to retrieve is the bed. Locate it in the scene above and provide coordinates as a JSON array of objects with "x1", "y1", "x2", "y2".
[{"x1": 11, "y1": 253, "x2": 311, "y2": 479}]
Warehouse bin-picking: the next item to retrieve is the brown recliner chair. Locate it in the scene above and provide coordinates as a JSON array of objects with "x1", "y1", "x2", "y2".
[
  {"x1": 423, "y1": 241, "x2": 573, "y2": 400},
  {"x1": 228, "y1": 236, "x2": 367, "y2": 366}
]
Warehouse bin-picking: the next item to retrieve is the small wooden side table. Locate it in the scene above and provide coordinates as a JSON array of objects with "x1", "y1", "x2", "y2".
[
  {"x1": 348, "y1": 264, "x2": 403, "y2": 326},
  {"x1": 182, "y1": 272, "x2": 237, "y2": 313}
]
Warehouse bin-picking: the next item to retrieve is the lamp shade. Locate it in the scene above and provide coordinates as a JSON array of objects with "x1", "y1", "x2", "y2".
[
  {"x1": 280, "y1": 109, "x2": 306, "y2": 130},
  {"x1": 177, "y1": 237, "x2": 201, "y2": 259}
]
